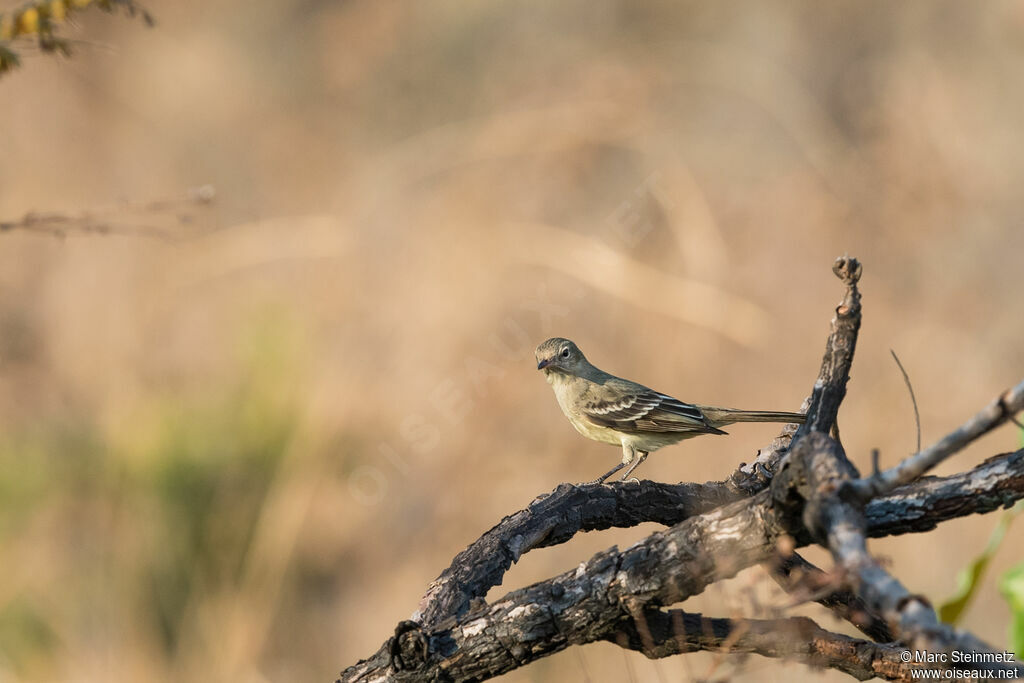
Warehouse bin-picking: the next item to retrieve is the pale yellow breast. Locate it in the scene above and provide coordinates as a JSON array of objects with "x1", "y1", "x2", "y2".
[
  {"x1": 550, "y1": 375, "x2": 623, "y2": 446},
  {"x1": 566, "y1": 410, "x2": 623, "y2": 445}
]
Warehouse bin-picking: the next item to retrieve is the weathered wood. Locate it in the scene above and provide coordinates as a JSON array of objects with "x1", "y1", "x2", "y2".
[
  {"x1": 608, "y1": 610, "x2": 912, "y2": 681},
  {"x1": 339, "y1": 450, "x2": 1024, "y2": 682},
  {"x1": 338, "y1": 258, "x2": 1024, "y2": 682}
]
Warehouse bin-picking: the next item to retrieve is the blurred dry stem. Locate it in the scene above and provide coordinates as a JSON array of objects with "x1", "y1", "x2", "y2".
[
  {"x1": 509, "y1": 221, "x2": 771, "y2": 346},
  {"x1": 0, "y1": 185, "x2": 214, "y2": 240}
]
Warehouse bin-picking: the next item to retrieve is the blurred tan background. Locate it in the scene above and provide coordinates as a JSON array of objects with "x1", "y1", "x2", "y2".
[{"x1": 2, "y1": 1, "x2": 1024, "y2": 681}]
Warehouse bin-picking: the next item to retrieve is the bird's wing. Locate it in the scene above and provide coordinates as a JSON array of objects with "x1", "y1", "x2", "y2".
[{"x1": 581, "y1": 384, "x2": 726, "y2": 435}]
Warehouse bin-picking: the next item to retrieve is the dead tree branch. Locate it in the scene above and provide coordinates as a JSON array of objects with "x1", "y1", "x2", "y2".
[
  {"x1": 340, "y1": 448, "x2": 1024, "y2": 682},
  {"x1": 608, "y1": 610, "x2": 912, "y2": 681},
  {"x1": 338, "y1": 257, "x2": 1024, "y2": 682},
  {"x1": 767, "y1": 552, "x2": 894, "y2": 643}
]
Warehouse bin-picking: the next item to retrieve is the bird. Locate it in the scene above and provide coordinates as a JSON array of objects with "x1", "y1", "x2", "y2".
[{"x1": 535, "y1": 337, "x2": 806, "y2": 484}]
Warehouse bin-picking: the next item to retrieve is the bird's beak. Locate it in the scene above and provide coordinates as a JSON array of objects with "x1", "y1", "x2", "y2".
[{"x1": 537, "y1": 358, "x2": 552, "y2": 370}]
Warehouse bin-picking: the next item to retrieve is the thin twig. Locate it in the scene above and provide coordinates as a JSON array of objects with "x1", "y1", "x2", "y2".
[
  {"x1": 890, "y1": 349, "x2": 920, "y2": 452},
  {"x1": 0, "y1": 186, "x2": 216, "y2": 241}
]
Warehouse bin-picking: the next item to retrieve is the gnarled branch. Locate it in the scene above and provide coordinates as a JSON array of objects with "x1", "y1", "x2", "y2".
[
  {"x1": 338, "y1": 257, "x2": 1024, "y2": 682},
  {"x1": 608, "y1": 610, "x2": 912, "y2": 681}
]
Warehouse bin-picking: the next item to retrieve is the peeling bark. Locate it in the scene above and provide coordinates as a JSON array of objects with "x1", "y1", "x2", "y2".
[{"x1": 338, "y1": 258, "x2": 1024, "y2": 682}]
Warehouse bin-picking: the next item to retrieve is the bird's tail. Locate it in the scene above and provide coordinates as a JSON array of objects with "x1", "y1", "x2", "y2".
[{"x1": 698, "y1": 407, "x2": 806, "y2": 428}]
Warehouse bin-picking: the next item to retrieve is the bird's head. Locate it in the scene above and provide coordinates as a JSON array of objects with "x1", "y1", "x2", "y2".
[{"x1": 535, "y1": 337, "x2": 588, "y2": 377}]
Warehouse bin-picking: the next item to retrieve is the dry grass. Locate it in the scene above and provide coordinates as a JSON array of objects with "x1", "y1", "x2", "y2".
[{"x1": 1, "y1": 1, "x2": 1024, "y2": 681}]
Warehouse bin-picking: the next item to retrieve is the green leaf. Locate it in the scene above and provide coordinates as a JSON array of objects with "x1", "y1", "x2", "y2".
[
  {"x1": 938, "y1": 501, "x2": 1023, "y2": 625},
  {"x1": 1000, "y1": 564, "x2": 1024, "y2": 656}
]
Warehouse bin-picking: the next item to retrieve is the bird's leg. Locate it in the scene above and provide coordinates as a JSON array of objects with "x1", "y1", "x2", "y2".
[
  {"x1": 586, "y1": 462, "x2": 626, "y2": 485},
  {"x1": 619, "y1": 451, "x2": 648, "y2": 484},
  {"x1": 585, "y1": 443, "x2": 636, "y2": 485}
]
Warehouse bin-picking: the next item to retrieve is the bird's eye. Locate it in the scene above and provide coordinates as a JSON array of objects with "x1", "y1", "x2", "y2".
[{"x1": 560, "y1": 348, "x2": 570, "y2": 358}]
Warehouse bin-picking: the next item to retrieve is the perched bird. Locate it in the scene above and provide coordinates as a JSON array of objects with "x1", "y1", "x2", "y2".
[{"x1": 535, "y1": 337, "x2": 806, "y2": 483}]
